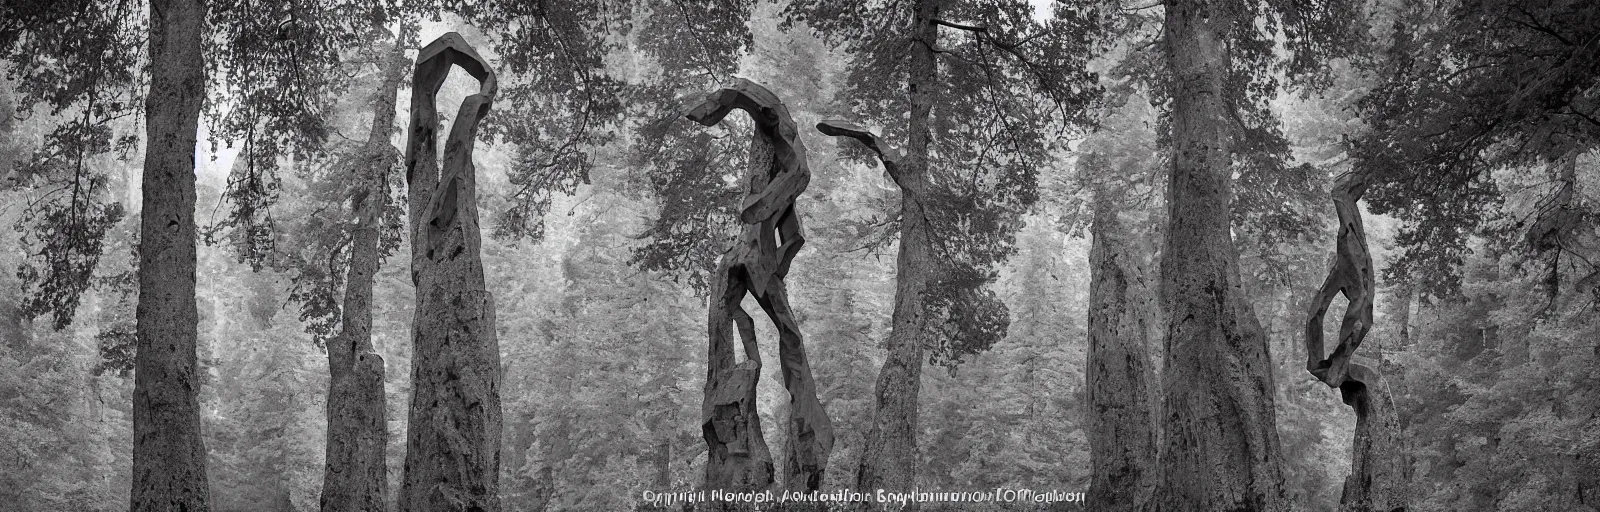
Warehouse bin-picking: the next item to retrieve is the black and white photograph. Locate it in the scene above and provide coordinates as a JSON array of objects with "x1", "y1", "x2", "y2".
[{"x1": 0, "y1": 0, "x2": 1596, "y2": 510}]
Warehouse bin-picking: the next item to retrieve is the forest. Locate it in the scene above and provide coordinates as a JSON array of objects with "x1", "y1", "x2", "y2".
[{"x1": 0, "y1": 0, "x2": 1596, "y2": 511}]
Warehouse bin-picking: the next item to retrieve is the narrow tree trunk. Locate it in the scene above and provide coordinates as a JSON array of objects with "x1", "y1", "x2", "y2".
[
  {"x1": 321, "y1": 26, "x2": 408, "y2": 512},
  {"x1": 1393, "y1": 284, "x2": 1411, "y2": 346},
  {"x1": 851, "y1": 0, "x2": 939, "y2": 497},
  {"x1": 1086, "y1": 184, "x2": 1159, "y2": 511},
  {"x1": 1148, "y1": 1, "x2": 1286, "y2": 509},
  {"x1": 1384, "y1": 281, "x2": 1412, "y2": 378},
  {"x1": 399, "y1": 34, "x2": 502, "y2": 512},
  {"x1": 131, "y1": 0, "x2": 211, "y2": 510}
]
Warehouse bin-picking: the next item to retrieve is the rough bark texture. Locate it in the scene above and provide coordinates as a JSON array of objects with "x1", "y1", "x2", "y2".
[
  {"x1": 689, "y1": 79, "x2": 833, "y2": 493},
  {"x1": 321, "y1": 28, "x2": 408, "y2": 512},
  {"x1": 816, "y1": 110, "x2": 929, "y2": 498},
  {"x1": 1086, "y1": 184, "x2": 1159, "y2": 512},
  {"x1": 840, "y1": 0, "x2": 939, "y2": 496},
  {"x1": 399, "y1": 33, "x2": 502, "y2": 512},
  {"x1": 1304, "y1": 172, "x2": 1409, "y2": 512},
  {"x1": 131, "y1": 0, "x2": 211, "y2": 510},
  {"x1": 1336, "y1": 361, "x2": 1407, "y2": 512},
  {"x1": 1148, "y1": 1, "x2": 1286, "y2": 510}
]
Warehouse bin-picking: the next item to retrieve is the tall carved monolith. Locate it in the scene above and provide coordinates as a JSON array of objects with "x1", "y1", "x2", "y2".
[
  {"x1": 399, "y1": 32, "x2": 502, "y2": 512},
  {"x1": 691, "y1": 79, "x2": 834, "y2": 493},
  {"x1": 1305, "y1": 172, "x2": 1409, "y2": 512}
]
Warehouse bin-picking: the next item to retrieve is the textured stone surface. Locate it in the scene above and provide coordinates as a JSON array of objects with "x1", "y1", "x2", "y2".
[
  {"x1": 399, "y1": 32, "x2": 503, "y2": 512},
  {"x1": 690, "y1": 79, "x2": 833, "y2": 492}
]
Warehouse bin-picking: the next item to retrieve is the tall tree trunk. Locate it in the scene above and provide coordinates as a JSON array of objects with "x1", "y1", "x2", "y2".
[
  {"x1": 1337, "y1": 364, "x2": 1406, "y2": 512},
  {"x1": 1148, "y1": 1, "x2": 1286, "y2": 509},
  {"x1": 851, "y1": 0, "x2": 939, "y2": 496},
  {"x1": 1393, "y1": 283, "x2": 1411, "y2": 346},
  {"x1": 131, "y1": 0, "x2": 211, "y2": 510},
  {"x1": 321, "y1": 26, "x2": 409, "y2": 512},
  {"x1": 1383, "y1": 281, "x2": 1413, "y2": 379},
  {"x1": 399, "y1": 33, "x2": 502, "y2": 512},
  {"x1": 1086, "y1": 183, "x2": 1159, "y2": 511}
]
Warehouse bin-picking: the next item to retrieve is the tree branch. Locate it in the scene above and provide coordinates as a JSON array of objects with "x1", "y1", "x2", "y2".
[
  {"x1": 930, "y1": 18, "x2": 987, "y2": 33},
  {"x1": 1511, "y1": 6, "x2": 1574, "y2": 46}
]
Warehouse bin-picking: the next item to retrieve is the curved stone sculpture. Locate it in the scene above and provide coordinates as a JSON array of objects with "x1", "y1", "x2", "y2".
[
  {"x1": 1304, "y1": 171, "x2": 1407, "y2": 512},
  {"x1": 1306, "y1": 172, "x2": 1374, "y2": 389},
  {"x1": 400, "y1": 32, "x2": 503, "y2": 512},
  {"x1": 692, "y1": 79, "x2": 833, "y2": 492}
]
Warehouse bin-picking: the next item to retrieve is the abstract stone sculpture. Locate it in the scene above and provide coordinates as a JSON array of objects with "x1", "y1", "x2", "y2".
[
  {"x1": 399, "y1": 32, "x2": 503, "y2": 512},
  {"x1": 691, "y1": 79, "x2": 834, "y2": 492},
  {"x1": 1304, "y1": 171, "x2": 1408, "y2": 512}
]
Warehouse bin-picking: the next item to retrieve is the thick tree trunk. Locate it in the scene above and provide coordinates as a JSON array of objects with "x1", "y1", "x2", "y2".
[
  {"x1": 131, "y1": 0, "x2": 211, "y2": 510},
  {"x1": 1336, "y1": 362, "x2": 1406, "y2": 512},
  {"x1": 1148, "y1": 1, "x2": 1286, "y2": 510},
  {"x1": 321, "y1": 28, "x2": 408, "y2": 512},
  {"x1": 689, "y1": 79, "x2": 832, "y2": 493},
  {"x1": 399, "y1": 33, "x2": 503, "y2": 512},
  {"x1": 852, "y1": 0, "x2": 939, "y2": 496},
  {"x1": 1086, "y1": 184, "x2": 1159, "y2": 511}
]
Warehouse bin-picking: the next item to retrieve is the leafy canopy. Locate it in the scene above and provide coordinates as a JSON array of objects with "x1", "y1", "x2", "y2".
[
  {"x1": 1353, "y1": 0, "x2": 1600, "y2": 298},
  {"x1": 784, "y1": 0, "x2": 1103, "y2": 368}
]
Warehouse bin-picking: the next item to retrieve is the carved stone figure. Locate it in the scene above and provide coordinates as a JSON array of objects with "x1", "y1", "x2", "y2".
[
  {"x1": 399, "y1": 32, "x2": 503, "y2": 512},
  {"x1": 1305, "y1": 171, "x2": 1408, "y2": 512},
  {"x1": 691, "y1": 79, "x2": 833, "y2": 492}
]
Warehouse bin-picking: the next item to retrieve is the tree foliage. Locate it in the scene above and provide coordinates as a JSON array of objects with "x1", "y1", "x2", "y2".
[
  {"x1": 619, "y1": 0, "x2": 755, "y2": 292},
  {"x1": 1, "y1": 1, "x2": 144, "y2": 330},
  {"x1": 441, "y1": 0, "x2": 633, "y2": 243},
  {"x1": 784, "y1": 0, "x2": 1103, "y2": 367},
  {"x1": 201, "y1": 0, "x2": 396, "y2": 269},
  {"x1": 1354, "y1": 0, "x2": 1600, "y2": 298}
]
